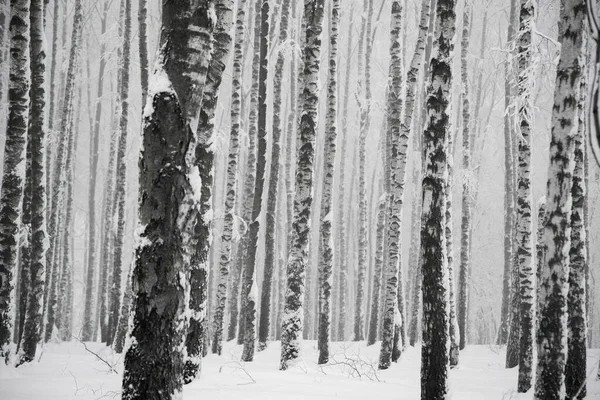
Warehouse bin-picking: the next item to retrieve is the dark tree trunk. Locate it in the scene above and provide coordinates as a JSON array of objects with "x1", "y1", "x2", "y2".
[
  {"x1": 419, "y1": 0, "x2": 456, "y2": 395},
  {"x1": 258, "y1": 0, "x2": 290, "y2": 352},
  {"x1": 121, "y1": 1, "x2": 214, "y2": 398}
]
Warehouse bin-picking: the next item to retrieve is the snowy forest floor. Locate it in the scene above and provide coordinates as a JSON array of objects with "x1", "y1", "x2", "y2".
[{"x1": 1, "y1": 340, "x2": 599, "y2": 399}]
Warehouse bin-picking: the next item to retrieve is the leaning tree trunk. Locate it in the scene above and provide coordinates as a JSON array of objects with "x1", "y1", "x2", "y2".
[
  {"x1": 377, "y1": 0, "x2": 404, "y2": 370},
  {"x1": 258, "y1": 0, "x2": 290, "y2": 352},
  {"x1": 316, "y1": 0, "x2": 339, "y2": 364},
  {"x1": 121, "y1": 1, "x2": 214, "y2": 398},
  {"x1": 355, "y1": 0, "x2": 374, "y2": 342},
  {"x1": 0, "y1": 0, "x2": 30, "y2": 362},
  {"x1": 212, "y1": 0, "x2": 247, "y2": 355},
  {"x1": 534, "y1": 0, "x2": 587, "y2": 397},
  {"x1": 280, "y1": 0, "x2": 325, "y2": 370},
  {"x1": 419, "y1": 0, "x2": 456, "y2": 395},
  {"x1": 497, "y1": 0, "x2": 518, "y2": 346},
  {"x1": 184, "y1": 0, "x2": 233, "y2": 380},
  {"x1": 565, "y1": 47, "x2": 588, "y2": 399},
  {"x1": 107, "y1": 0, "x2": 133, "y2": 346},
  {"x1": 81, "y1": 0, "x2": 110, "y2": 341},
  {"x1": 514, "y1": 0, "x2": 535, "y2": 391},
  {"x1": 240, "y1": 0, "x2": 268, "y2": 363},
  {"x1": 457, "y1": 0, "x2": 472, "y2": 352}
]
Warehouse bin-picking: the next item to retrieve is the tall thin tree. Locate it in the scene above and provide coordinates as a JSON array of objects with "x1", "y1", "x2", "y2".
[{"x1": 535, "y1": 0, "x2": 587, "y2": 396}]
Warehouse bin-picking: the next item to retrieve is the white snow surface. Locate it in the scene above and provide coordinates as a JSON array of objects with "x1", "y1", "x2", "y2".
[{"x1": 1, "y1": 341, "x2": 599, "y2": 399}]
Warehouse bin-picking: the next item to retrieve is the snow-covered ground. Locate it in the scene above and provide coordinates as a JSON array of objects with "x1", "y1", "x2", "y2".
[{"x1": 1, "y1": 340, "x2": 599, "y2": 399}]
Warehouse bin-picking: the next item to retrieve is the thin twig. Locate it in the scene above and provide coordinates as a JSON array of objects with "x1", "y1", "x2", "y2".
[{"x1": 74, "y1": 337, "x2": 119, "y2": 375}]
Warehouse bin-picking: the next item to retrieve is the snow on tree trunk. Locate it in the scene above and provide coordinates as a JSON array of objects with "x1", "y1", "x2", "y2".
[
  {"x1": 377, "y1": 1, "x2": 404, "y2": 370},
  {"x1": 419, "y1": 0, "x2": 456, "y2": 394},
  {"x1": 457, "y1": 0, "x2": 472, "y2": 352},
  {"x1": 121, "y1": 1, "x2": 214, "y2": 398},
  {"x1": 514, "y1": 0, "x2": 535, "y2": 390},
  {"x1": 107, "y1": 0, "x2": 133, "y2": 346},
  {"x1": 280, "y1": 0, "x2": 325, "y2": 370},
  {"x1": 316, "y1": 0, "x2": 339, "y2": 364},
  {"x1": 16, "y1": 0, "x2": 45, "y2": 364},
  {"x1": 497, "y1": 0, "x2": 518, "y2": 347},
  {"x1": 184, "y1": 0, "x2": 233, "y2": 380},
  {"x1": 212, "y1": 0, "x2": 247, "y2": 355},
  {"x1": 355, "y1": 0, "x2": 374, "y2": 342},
  {"x1": 336, "y1": 6, "x2": 353, "y2": 341},
  {"x1": 236, "y1": 0, "x2": 262, "y2": 345},
  {"x1": 82, "y1": 0, "x2": 110, "y2": 342},
  {"x1": 258, "y1": 0, "x2": 290, "y2": 352},
  {"x1": 534, "y1": 0, "x2": 587, "y2": 397},
  {"x1": 44, "y1": 0, "x2": 82, "y2": 344},
  {"x1": 565, "y1": 48, "x2": 588, "y2": 399},
  {"x1": 589, "y1": 1, "x2": 600, "y2": 166}
]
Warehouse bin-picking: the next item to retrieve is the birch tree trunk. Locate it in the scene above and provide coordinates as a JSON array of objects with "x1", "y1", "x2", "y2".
[
  {"x1": 316, "y1": 0, "x2": 339, "y2": 364},
  {"x1": 446, "y1": 117, "x2": 459, "y2": 367},
  {"x1": 377, "y1": 1, "x2": 404, "y2": 370},
  {"x1": 138, "y1": 0, "x2": 149, "y2": 106},
  {"x1": 457, "y1": 0, "x2": 472, "y2": 352},
  {"x1": 336, "y1": 7, "x2": 353, "y2": 341},
  {"x1": 534, "y1": 0, "x2": 587, "y2": 396},
  {"x1": 184, "y1": 0, "x2": 233, "y2": 379},
  {"x1": 565, "y1": 48, "x2": 588, "y2": 399},
  {"x1": 355, "y1": 0, "x2": 374, "y2": 342},
  {"x1": 16, "y1": 0, "x2": 45, "y2": 363},
  {"x1": 236, "y1": 0, "x2": 261, "y2": 344},
  {"x1": 81, "y1": 0, "x2": 110, "y2": 341},
  {"x1": 239, "y1": 0, "x2": 268, "y2": 362},
  {"x1": 212, "y1": 0, "x2": 246, "y2": 355},
  {"x1": 0, "y1": 0, "x2": 30, "y2": 361},
  {"x1": 419, "y1": 0, "x2": 456, "y2": 394},
  {"x1": 107, "y1": 0, "x2": 132, "y2": 345},
  {"x1": 280, "y1": 0, "x2": 325, "y2": 370},
  {"x1": 121, "y1": 1, "x2": 214, "y2": 397},
  {"x1": 497, "y1": 0, "x2": 518, "y2": 346},
  {"x1": 44, "y1": 0, "x2": 83, "y2": 344},
  {"x1": 258, "y1": 0, "x2": 290, "y2": 352},
  {"x1": 514, "y1": 0, "x2": 535, "y2": 391},
  {"x1": 367, "y1": 191, "x2": 385, "y2": 346}
]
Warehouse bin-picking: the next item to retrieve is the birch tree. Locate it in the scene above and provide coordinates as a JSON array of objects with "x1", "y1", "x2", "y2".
[
  {"x1": 0, "y1": 0, "x2": 30, "y2": 361},
  {"x1": 355, "y1": 0, "x2": 374, "y2": 342},
  {"x1": 44, "y1": 0, "x2": 83, "y2": 343},
  {"x1": 212, "y1": 0, "x2": 246, "y2": 356},
  {"x1": 336, "y1": 8, "x2": 353, "y2": 341},
  {"x1": 497, "y1": 0, "x2": 518, "y2": 346},
  {"x1": 107, "y1": 0, "x2": 133, "y2": 345},
  {"x1": 514, "y1": 0, "x2": 535, "y2": 391},
  {"x1": 565, "y1": 45, "x2": 588, "y2": 398},
  {"x1": 183, "y1": 0, "x2": 233, "y2": 380},
  {"x1": 419, "y1": 0, "x2": 457, "y2": 395},
  {"x1": 258, "y1": 0, "x2": 290, "y2": 352},
  {"x1": 82, "y1": 0, "x2": 110, "y2": 341},
  {"x1": 378, "y1": 0, "x2": 403, "y2": 370},
  {"x1": 121, "y1": 0, "x2": 214, "y2": 397},
  {"x1": 280, "y1": 0, "x2": 325, "y2": 370},
  {"x1": 316, "y1": 0, "x2": 339, "y2": 364},
  {"x1": 535, "y1": 0, "x2": 587, "y2": 396}
]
